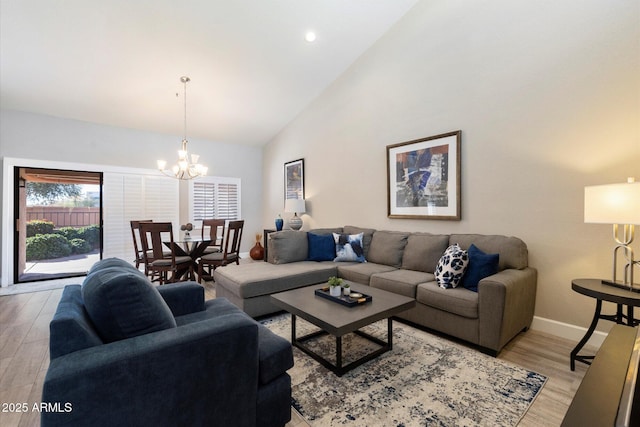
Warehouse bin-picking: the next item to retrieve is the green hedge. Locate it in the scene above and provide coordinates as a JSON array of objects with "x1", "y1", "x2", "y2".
[
  {"x1": 69, "y1": 238, "x2": 92, "y2": 254},
  {"x1": 26, "y1": 220, "x2": 55, "y2": 237},
  {"x1": 26, "y1": 234, "x2": 72, "y2": 261},
  {"x1": 25, "y1": 221, "x2": 100, "y2": 261},
  {"x1": 79, "y1": 225, "x2": 101, "y2": 249},
  {"x1": 55, "y1": 227, "x2": 82, "y2": 241}
]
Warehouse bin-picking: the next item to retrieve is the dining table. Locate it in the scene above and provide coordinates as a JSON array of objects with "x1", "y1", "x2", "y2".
[{"x1": 163, "y1": 236, "x2": 212, "y2": 281}]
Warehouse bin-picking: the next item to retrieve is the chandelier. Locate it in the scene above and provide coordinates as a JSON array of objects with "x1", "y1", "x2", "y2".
[{"x1": 157, "y1": 76, "x2": 207, "y2": 180}]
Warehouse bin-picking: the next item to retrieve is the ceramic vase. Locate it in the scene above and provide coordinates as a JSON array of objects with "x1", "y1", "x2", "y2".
[
  {"x1": 249, "y1": 234, "x2": 264, "y2": 260},
  {"x1": 275, "y1": 215, "x2": 284, "y2": 231}
]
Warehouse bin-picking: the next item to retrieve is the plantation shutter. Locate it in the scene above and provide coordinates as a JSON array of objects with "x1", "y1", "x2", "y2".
[
  {"x1": 193, "y1": 181, "x2": 216, "y2": 220},
  {"x1": 102, "y1": 172, "x2": 179, "y2": 261},
  {"x1": 191, "y1": 177, "x2": 241, "y2": 222},
  {"x1": 217, "y1": 183, "x2": 239, "y2": 219}
]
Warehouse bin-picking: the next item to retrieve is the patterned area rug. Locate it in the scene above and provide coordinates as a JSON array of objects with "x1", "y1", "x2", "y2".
[{"x1": 261, "y1": 314, "x2": 546, "y2": 427}]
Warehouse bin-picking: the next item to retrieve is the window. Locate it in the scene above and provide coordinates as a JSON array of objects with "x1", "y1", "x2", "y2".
[{"x1": 190, "y1": 177, "x2": 241, "y2": 222}]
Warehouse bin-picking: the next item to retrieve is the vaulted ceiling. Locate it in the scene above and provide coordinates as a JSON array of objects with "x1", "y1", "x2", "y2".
[{"x1": 0, "y1": 0, "x2": 418, "y2": 146}]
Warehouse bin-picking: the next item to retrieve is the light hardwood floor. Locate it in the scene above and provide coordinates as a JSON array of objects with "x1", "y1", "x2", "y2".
[{"x1": 0, "y1": 283, "x2": 591, "y2": 427}]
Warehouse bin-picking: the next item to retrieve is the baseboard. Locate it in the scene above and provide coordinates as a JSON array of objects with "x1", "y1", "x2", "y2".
[{"x1": 530, "y1": 316, "x2": 608, "y2": 350}]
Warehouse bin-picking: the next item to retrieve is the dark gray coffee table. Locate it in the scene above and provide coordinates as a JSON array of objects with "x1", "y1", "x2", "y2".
[{"x1": 271, "y1": 282, "x2": 415, "y2": 376}]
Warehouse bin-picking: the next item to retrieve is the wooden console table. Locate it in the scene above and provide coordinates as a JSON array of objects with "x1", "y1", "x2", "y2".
[{"x1": 570, "y1": 278, "x2": 640, "y2": 371}]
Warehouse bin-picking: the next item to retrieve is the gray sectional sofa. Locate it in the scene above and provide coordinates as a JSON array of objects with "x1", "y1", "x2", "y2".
[{"x1": 214, "y1": 225, "x2": 537, "y2": 354}]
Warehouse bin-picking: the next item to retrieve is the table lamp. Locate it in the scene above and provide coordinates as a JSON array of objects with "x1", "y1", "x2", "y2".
[
  {"x1": 284, "y1": 199, "x2": 306, "y2": 231},
  {"x1": 584, "y1": 177, "x2": 640, "y2": 291}
]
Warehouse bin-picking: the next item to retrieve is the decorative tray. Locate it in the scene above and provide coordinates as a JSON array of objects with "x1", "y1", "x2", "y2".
[{"x1": 314, "y1": 287, "x2": 372, "y2": 307}]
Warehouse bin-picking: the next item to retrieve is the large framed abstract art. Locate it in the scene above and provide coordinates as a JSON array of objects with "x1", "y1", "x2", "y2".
[
  {"x1": 284, "y1": 158, "x2": 305, "y2": 200},
  {"x1": 387, "y1": 131, "x2": 461, "y2": 220}
]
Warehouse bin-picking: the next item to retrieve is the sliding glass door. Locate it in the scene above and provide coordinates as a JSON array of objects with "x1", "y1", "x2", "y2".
[{"x1": 14, "y1": 167, "x2": 103, "y2": 283}]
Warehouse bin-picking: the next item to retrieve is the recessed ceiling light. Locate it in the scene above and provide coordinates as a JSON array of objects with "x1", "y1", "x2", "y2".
[{"x1": 305, "y1": 31, "x2": 316, "y2": 43}]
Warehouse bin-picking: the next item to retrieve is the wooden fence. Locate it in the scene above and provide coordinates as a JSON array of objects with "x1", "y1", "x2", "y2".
[{"x1": 26, "y1": 207, "x2": 100, "y2": 228}]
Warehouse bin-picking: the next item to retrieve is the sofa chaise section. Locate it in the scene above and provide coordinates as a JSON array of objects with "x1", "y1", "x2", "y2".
[{"x1": 215, "y1": 260, "x2": 338, "y2": 317}]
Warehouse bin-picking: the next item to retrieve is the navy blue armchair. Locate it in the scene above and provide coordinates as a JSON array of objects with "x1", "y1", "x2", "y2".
[{"x1": 42, "y1": 258, "x2": 293, "y2": 427}]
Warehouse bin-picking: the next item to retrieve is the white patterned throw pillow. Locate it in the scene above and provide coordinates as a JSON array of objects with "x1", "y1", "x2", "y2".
[
  {"x1": 333, "y1": 232, "x2": 366, "y2": 263},
  {"x1": 435, "y1": 244, "x2": 469, "y2": 289}
]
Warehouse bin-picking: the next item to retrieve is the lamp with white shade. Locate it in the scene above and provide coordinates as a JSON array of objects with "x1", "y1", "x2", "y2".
[
  {"x1": 284, "y1": 199, "x2": 306, "y2": 231},
  {"x1": 584, "y1": 177, "x2": 640, "y2": 290}
]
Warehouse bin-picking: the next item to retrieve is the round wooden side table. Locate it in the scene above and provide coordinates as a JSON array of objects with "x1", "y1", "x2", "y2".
[{"x1": 570, "y1": 278, "x2": 640, "y2": 371}]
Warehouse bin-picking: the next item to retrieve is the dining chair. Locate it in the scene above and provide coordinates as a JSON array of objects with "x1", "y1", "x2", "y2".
[
  {"x1": 139, "y1": 222, "x2": 194, "y2": 284},
  {"x1": 198, "y1": 220, "x2": 244, "y2": 283},
  {"x1": 201, "y1": 219, "x2": 226, "y2": 254},
  {"x1": 130, "y1": 220, "x2": 153, "y2": 275}
]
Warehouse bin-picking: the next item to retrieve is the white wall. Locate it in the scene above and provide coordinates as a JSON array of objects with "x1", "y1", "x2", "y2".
[
  {"x1": 263, "y1": 0, "x2": 640, "y2": 335},
  {"x1": 0, "y1": 109, "x2": 263, "y2": 281}
]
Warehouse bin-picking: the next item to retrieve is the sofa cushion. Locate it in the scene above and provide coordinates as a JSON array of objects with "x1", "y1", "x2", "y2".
[
  {"x1": 333, "y1": 232, "x2": 366, "y2": 262},
  {"x1": 450, "y1": 234, "x2": 528, "y2": 270},
  {"x1": 401, "y1": 233, "x2": 450, "y2": 273},
  {"x1": 82, "y1": 267, "x2": 177, "y2": 343},
  {"x1": 367, "y1": 231, "x2": 410, "y2": 268},
  {"x1": 268, "y1": 230, "x2": 308, "y2": 264},
  {"x1": 307, "y1": 232, "x2": 336, "y2": 261},
  {"x1": 417, "y1": 281, "x2": 479, "y2": 319},
  {"x1": 337, "y1": 262, "x2": 396, "y2": 285},
  {"x1": 370, "y1": 269, "x2": 434, "y2": 298},
  {"x1": 434, "y1": 244, "x2": 469, "y2": 289},
  {"x1": 343, "y1": 226, "x2": 376, "y2": 258},
  {"x1": 461, "y1": 244, "x2": 499, "y2": 292}
]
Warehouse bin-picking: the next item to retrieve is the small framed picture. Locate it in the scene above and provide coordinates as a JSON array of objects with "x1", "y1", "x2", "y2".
[
  {"x1": 387, "y1": 131, "x2": 461, "y2": 220},
  {"x1": 284, "y1": 158, "x2": 304, "y2": 200}
]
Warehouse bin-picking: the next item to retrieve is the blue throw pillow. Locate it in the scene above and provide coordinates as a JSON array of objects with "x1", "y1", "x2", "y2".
[
  {"x1": 307, "y1": 232, "x2": 336, "y2": 261},
  {"x1": 333, "y1": 232, "x2": 366, "y2": 263},
  {"x1": 462, "y1": 244, "x2": 499, "y2": 292}
]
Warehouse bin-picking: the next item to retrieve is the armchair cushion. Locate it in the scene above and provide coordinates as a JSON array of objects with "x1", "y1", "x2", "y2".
[
  {"x1": 88, "y1": 257, "x2": 142, "y2": 276},
  {"x1": 82, "y1": 267, "x2": 176, "y2": 343}
]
